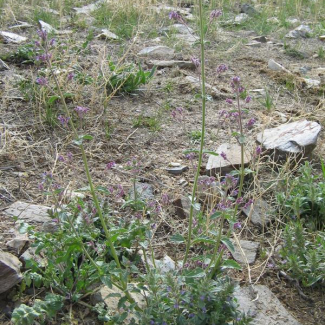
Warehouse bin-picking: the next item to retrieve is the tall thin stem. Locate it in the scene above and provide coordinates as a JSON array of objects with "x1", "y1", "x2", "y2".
[{"x1": 183, "y1": 0, "x2": 207, "y2": 266}]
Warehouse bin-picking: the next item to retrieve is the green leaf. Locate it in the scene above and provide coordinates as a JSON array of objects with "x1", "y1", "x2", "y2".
[
  {"x1": 47, "y1": 95, "x2": 60, "y2": 105},
  {"x1": 221, "y1": 237, "x2": 235, "y2": 253},
  {"x1": 222, "y1": 259, "x2": 241, "y2": 270},
  {"x1": 101, "y1": 276, "x2": 112, "y2": 289},
  {"x1": 170, "y1": 234, "x2": 185, "y2": 243},
  {"x1": 192, "y1": 236, "x2": 215, "y2": 245},
  {"x1": 73, "y1": 134, "x2": 93, "y2": 145}
]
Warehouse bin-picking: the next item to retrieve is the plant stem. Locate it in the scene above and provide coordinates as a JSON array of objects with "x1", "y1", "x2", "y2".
[{"x1": 183, "y1": 0, "x2": 207, "y2": 266}]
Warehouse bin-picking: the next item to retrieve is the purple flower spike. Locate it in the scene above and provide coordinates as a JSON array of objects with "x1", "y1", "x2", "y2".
[
  {"x1": 36, "y1": 77, "x2": 48, "y2": 86},
  {"x1": 106, "y1": 161, "x2": 116, "y2": 170},
  {"x1": 256, "y1": 146, "x2": 262, "y2": 155},
  {"x1": 245, "y1": 96, "x2": 252, "y2": 103},
  {"x1": 234, "y1": 222, "x2": 242, "y2": 229},
  {"x1": 37, "y1": 29, "x2": 47, "y2": 41},
  {"x1": 58, "y1": 115, "x2": 70, "y2": 127},
  {"x1": 225, "y1": 98, "x2": 233, "y2": 105},
  {"x1": 210, "y1": 9, "x2": 222, "y2": 20},
  {"x1": 217, "y1": 64, "x2": 228, "y2": 73},
  {"x1": 49, "y1": 38, "x2": 56, "y2": 46},
  {"x1": 169, "y1": 11, "x2": 183, "y2": 22},
  {"x1": 191, "y1": 56, "x2": 200, "y2": 68},
  {"x1": 74, "y1": 106, "x2": 89, "y2": 118},
  {"x1": 246, "y1": 118, "x2": 256, "y2": 128},
  {"x1": 67, "y1": 72, "x2": 74, "y2": 81},
  {"x1": 220, "y1": 151, "x2": 227, "y2": 160}
]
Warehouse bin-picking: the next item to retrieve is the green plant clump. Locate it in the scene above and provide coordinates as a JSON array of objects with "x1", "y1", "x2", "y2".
[{"x1": 106, "y1": 60, "x2": 156, "y2": 95}]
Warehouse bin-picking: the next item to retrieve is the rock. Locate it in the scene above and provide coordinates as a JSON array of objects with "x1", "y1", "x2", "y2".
[
  {"x1": 91, "y1": 284, "x2": 145, "y2": 321},
  {"x1": 267, "y1": 17, "x2": 279, "y2": 24},
  {"x1": 268, "y1": 59, "x2": 290, "y2": 73},
  {"x1": 173, "y1": 196, "x2": 200, "y2": 219},
  {"x1": 206, "y1": 143, "x2": 251, "y2": 176},
  {"x1": 319, "y1": 35, "x2": 325, "y2": 41},
  {"x1": 41, "y1": 220, "x2": 59, "y2": 233},
  {"x1": 0, "y1": 251, "x2": 22, "y2": 294},
  {"x1": 299, "y1": 66, "x2": 311, "y2": 75},
  {"x1": 141, "y1": 254, "x2": 179, "y2": 274},
  {"x1": 96, "y1": 29, "x2": 119, "y2": 40},
  {"x1": 166, "y1": 165, "x2": 189, "y2": 175},
  {"x1": 303, "y1": 78, "x2": 321, "y2": 88},
  {"x1": 234, "y1": 285, "x2": 302, "y2": 325},
  {"x1": 287, "y1": 18, "x2": 300, "y2": 26},
  {"x1": 74, "y1": 0, "x2": 105, "y2": 15},
  {"x1": 256, "y1": 120, "x2": 321, "y2": 159},
  {"x1": 285, "y1": 24, "x2": 312, "y2": 38},
  {"x1": 231, "y1": 239, "x2": 260, "y2": 264},
  {"x1": 6, "y1": 235, "x2": 29, "y2": 254},
  {"x1": 250, "y1": 88, "x2": 266, "y2": 98},
  {"x1": 161, "y1": 23, "x2": 194, "y2": 35},
  {"x1": 148, "y1": 60, "x2": 195, "y2": 69},
  {"x1": 246, "y1": 41, "x2": 261, "y2": 47},
  {"x1": 9, "y1": 21, "x2": 33, "y2": 30},
  {"x1": 129, "y1": 183, "x2": 154, "y2": 201},
  {"x1": 0, "y1": 31, "x2": 27, "y2": 44},
  {"x1": 184, "y1": 76, "x2": 227, "y2": 99},
  {"x1": 0, "y1": 59, "x2": 10, "y2": 71},
  {"x1": 150, "y1": 4, "x2": 194, "y2": 21},
  {"x1": 38, "y1": 20, "x2": 57, "y2": 34},
  {"x1": 235, "y1": 13, "x2": 249, "y2": 23},
  {"x1": 252, "y1": 36, "x2": 268, "y2": 43},
  {"x1": 242, "y1": 199, "x2": 274, "y2": 227},
  {"x1": 174, "y1": 33, "x2": 197, "y2": 45},
  {"x1": 138, "y1": 46, "x2": 175, "y2": 60},
  {"x1": 240, "y1": 3, "x2": 258, "y2": 16},
  {"x1": 4, "y1": 201, "x2": 52, "y2": 224},
  {"x1": 20, "y1": 247, "x2": 46, "y2": 267}
]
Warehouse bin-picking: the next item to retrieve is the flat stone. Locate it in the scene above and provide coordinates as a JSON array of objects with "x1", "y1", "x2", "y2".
[
  {"x1": 6, "y1": 235, "x2": 29, "y2": 254},
  {"x1": 96, "y1": 29, "x2": 119, "y2": 40},
  {"x1": 140, "y1": 254, "x2": 179, "y2": 274},
  {"x1": 268, "y1": 59, "x2": 290, "y2": 73},
  {"x1": 74, "y1": 0, "x2": 105, "y2": 14},
  {"x1": 319, "y1": 35, "x2": 325, "y2": 41},
  {"x1": 242, "y1": 199, "x2": 274, "y2": 227},
  {"x1": 138, "y1": 46, "x2": 175, "y2": 60},
  {"x1": 285, "y1": 24, "x2": 312, "y2": 38},
  {"x1": 0, "y1": 31, "x2": 27, "y2": 44},
  {"x1": 129, "y1": 183, "x2": 154, "y2": 201},
  {"x1": 4, "y1": 201, "x2": 52, "y2": 224},
  {"x1": 250, "y1": 88, "x2": 266, "y2": 98},
  {"x1": 173, "y1": 196, "x2": 200, "y2": 219},
  {"x1": 148, "y1": 60, "x2": 195, "y2": 69},
  {"x1": 184, "y1": 76, "x2": 228, "y2": 99},
  {"x1": 246, "y1": 41, "x2": 261, "y2": 47},
  {"x1": 240, "y1": 3, "x2": 258, "y2": 16},
  {"x1": 206, "y1": 143, "x2": 251, "y2": 176},
  {"x1": 38, "y1": 20, "x2": 57, "y2": 34},
  {"x1": 166, "y1": 165, "x2": 189, "y2": 175},
  {"x1": 235, "y1": 13, "x2": 249, "y2": 23},
  {"x1": 0, "y1": 251, "x2": 22, "y2": 294},
  {"x1": 0, "y1": 59, "x2": 10, "y2": 71},
  {"x1": 252, "y1": 36, "x2": 268, "y2": 43},
  {"x1": 91, "y1": 284, "x2": 145, "y2": 322},
  {"x1": 20, "y1": 247, "x2": 46, "y2": 267},
  {"x1": 161, "y1": 23, "x2": 194, "y2": 35},
  {"x1": 256, "y1": 120, "x2": 321, "y2": 158},
  {"x1": 234, "y1": 285, "x2": 302, "y2": 325},
  {"x1": 303, "y1": 78, "x2": 320, "y2": 88},
  {"x1": 231, "y1": 239, "x2": 259, "y2": 265},
  {"x1": 9, "y1": 21, "x2": 33, "y2": 30},
  {"x1": 174, "y1": 33, "x2": 197, "y2": 45}
]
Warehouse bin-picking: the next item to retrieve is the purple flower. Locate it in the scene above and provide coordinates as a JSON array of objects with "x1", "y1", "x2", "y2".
[
  {"x1": 57, "y1": 115, "x2": 70, "y2": 127},
  {"x1": 225, "y1": 98, "x2": 233, "y2": 105},
  {"x1": 245, "y1": 96, "x2": 252, "y2": 103},
  {"x1": 188, "y1": 313, "x2": 195, "y2": 318},
  {"x1": 185, "y1": 152, "x2": 195, "y2": 160},
  {"x1": 246, "y1": 118, "x2": 256, "y2": 128},
  {"x1": 244, "y1": 199, "x2": 253, "y2": 209},
  {"x1": 161, "y1": 193, "x2": 170, "y2": 206},
  {"x1": 174, "y1": 303, "x2": 179, "y2": 309},
  {"x1": 169, "y1": 11, "x2": 183, "y2": 22},
  {"x1": 210, "y1": 9, "x2": 222, "y2": 20},
  {"x1": 49, "y1": 38, "x2": 56, "y2": 46},
  {"x1": 106, "y1": 161, "x2": 116, "y2": 169},
  {"x1": 235, "y1": 197, "x2": 244, "y2": 205},
  {"x1": 37, "y1": 29, "x2": 47, "y2": 40},
  {"x1": 201, "y1": 307, "x2": 207, "y2": 313},
  {"x1": 58, "y1": 155, "x2": 65, "y2": 162},
  {"x1": 232, "y1": 76, "x2": 240, "y2": 85},
  {"x1": 150, "y1": 321, "x2": 155, "y2": 325},
  {"x1": 67, "y1": 152, "x2": 73, "y2": 160},
  {"x1": 35, "y1": 40, "x2": 41, "y2": 47},
  {"x1": 220, "y1": 151, "x2": 227, "y2": 160},
  {"x1": 191, "y1": 56, "x2": 200, "y2": 68},
  {"x1": 74, "y1": 106, "x2": 89, "y2": 118},
  {"x1": 35, "y1": 77, "x2": 48, "y2": 86},
  {"x1": 35, "y1": 53, "x2": 52, "y2": 62},
  {"x1": 234, "y1": 222, "x2": 242, "y2": 229},
  {"x1": 67, "y1": 72, "x2": 74, "y2": 81},
  {"x1": 255, "y1": 146, "x2": 261, "y2": 155},
  {"x1": 217, "y1": 64, "x2": 228, "y2": 73}
]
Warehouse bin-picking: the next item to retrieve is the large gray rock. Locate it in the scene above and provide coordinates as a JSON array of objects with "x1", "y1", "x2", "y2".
[
  {"x1": 0, "y1": 31, "x2": 27, "y2": 44},
  {"x1": 0, "y1": 59, "x2": 10, "y2": 71},
  {"x1": 256, "y1": 120, "x2": 321, "y2": 159},
  {"x1": 4, "y1": 201, "x2": 52, "y2": 224},
  {"x1": 242, "y1": 199, "x2": 274, "y2": 227},
  {"x1": 268, "y1": 59, "x2": 290, "y2": 73},
  {"x1": 231, "y1": 239, "x2": 260, "y2": 265},
  {"x1": 73, "y1": 0, "x2": 105, "y2": 15},
  {"x1": 138, "y1": 46, "x2": 175, "y2": 60},
  {"x1": 129, "y1": 183, "x2": 154, "y2": 201},
  {"x1": 148, "y1": 60, "x2": 195, "y2": 69},
  {"x1": 0, "y1": 251, "x2": 22, "y2": 293},
  {"x1": 161, "y1": 23, "x2": 194, "y2": 35},
  {"x1": 206, "y1": 143, "x2": 251, "y2": 176},
  {"x1": 234, "y1": 285, "x2": 302, "y2": 325},
  {"x1": 286, "y1": 24, "x2": 312, "y2": 38}
]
